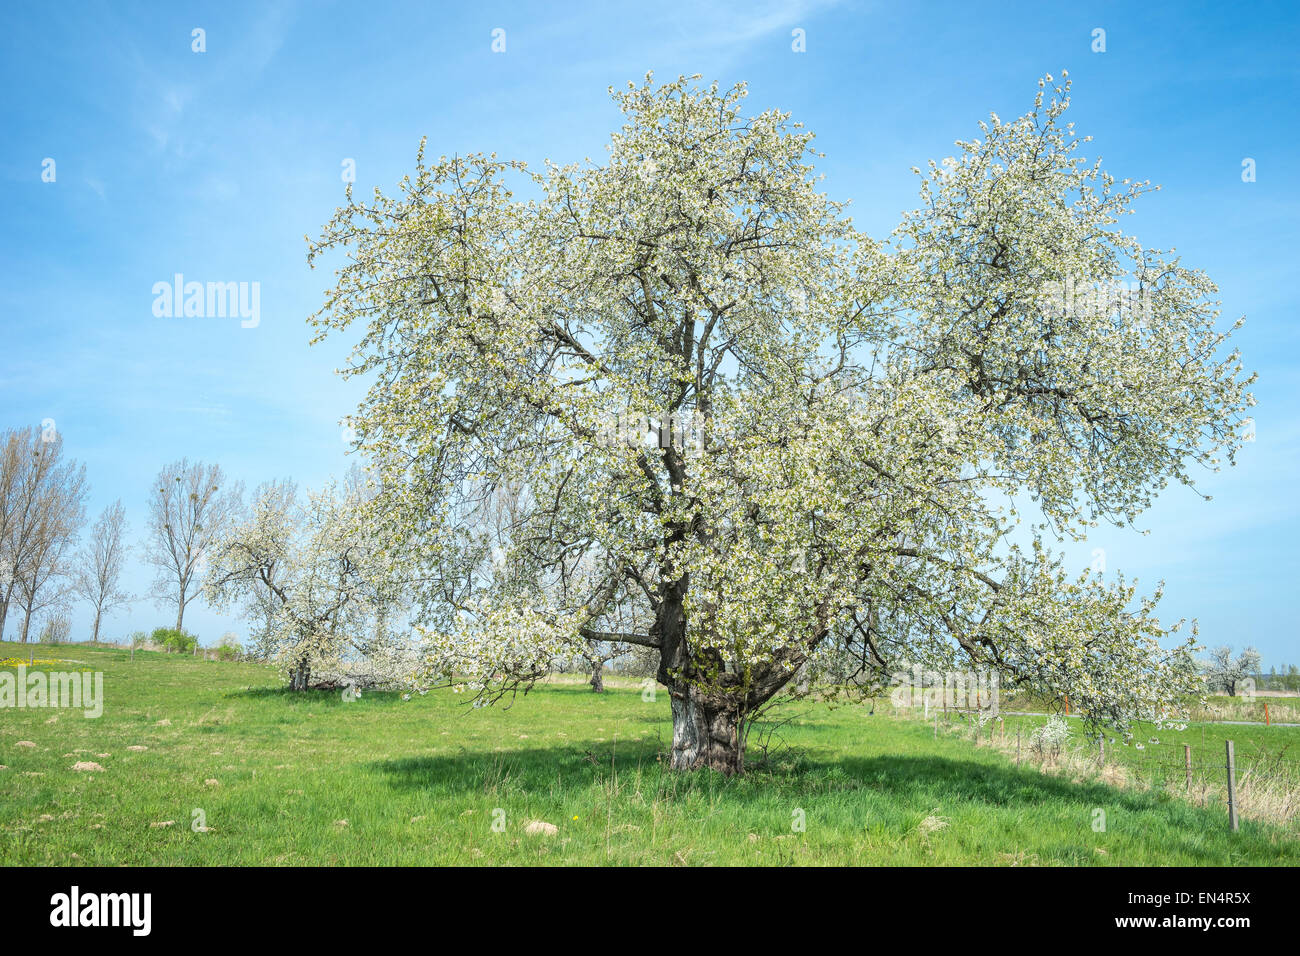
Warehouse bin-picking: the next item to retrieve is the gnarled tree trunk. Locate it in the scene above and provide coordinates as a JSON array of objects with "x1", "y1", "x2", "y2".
[
  {"x1": 290, "y1": 658, "x2": 311, "y2": 691},
  {"x1": 589, "y1": 658, "x2": 604, "y2": 693},
  {"x1": 669, "y1": 684, "x2": 745, "y2": 773}
]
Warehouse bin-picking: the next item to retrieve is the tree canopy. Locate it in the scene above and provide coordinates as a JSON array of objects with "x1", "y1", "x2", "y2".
[{"x1": 308, "y1": 73, "x2": 1253, "y2": 771}]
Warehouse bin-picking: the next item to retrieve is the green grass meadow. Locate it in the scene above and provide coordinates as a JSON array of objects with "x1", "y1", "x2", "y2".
[{"x1": 2, "y1": 641, "x2": 1297, "y2": 866}]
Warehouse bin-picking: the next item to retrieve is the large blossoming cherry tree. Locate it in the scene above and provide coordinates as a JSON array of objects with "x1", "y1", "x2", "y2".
[{"x1": 308, "y1": 74, "x2": 1253, "y2": 772}]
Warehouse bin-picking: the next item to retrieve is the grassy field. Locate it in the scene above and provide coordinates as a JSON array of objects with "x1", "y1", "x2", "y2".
[{"x1": 2, "y1": 641, "x2": 1298, "y2": 866}]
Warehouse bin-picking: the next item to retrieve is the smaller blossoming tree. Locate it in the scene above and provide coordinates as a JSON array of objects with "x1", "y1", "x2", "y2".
[
  {"x1": 1203, "y1": 645, "x2": 1261, "y2": 697},
  {"x1": 204, "y1": 478, "x2": 404, "y2": 690}
]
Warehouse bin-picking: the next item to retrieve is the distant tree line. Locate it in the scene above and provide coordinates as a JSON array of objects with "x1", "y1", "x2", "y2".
[
  {"x1": 0, "y1": 424, "x2": 240, "y2": 648},
  {"x1": 1, "y1": 423, "x2": 411, "y2": 691}
]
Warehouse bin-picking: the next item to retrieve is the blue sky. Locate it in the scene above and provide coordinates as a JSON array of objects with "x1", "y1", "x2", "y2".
[{"x1": 2, "y1": 0, "x2": 1297, "y2": 666}]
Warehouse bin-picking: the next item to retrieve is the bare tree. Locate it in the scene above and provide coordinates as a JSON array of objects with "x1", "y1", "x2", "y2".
[
  {"x1": 38, "y1": 611, "x2": 71, "y2": 644},
  {"x1": 75, "y1": 499, "x2": 133, "y2": 643},
  {"x1": 145, "y1": 459, "x2": 241, "y2": 631},
  {"x1": 0, "y1": 427, "x2": 29, "y2": 637},
  {"x1": 0, "y1": 427, "x2": 88, "y2": 642}
]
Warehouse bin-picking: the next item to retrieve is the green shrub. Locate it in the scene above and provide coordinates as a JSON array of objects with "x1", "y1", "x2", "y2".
[
  {"x1": 151, "y1": 627, "x2": 199, "y2": 654},
  {"x1": 213, "y1": 631, "x2": 241, "y2": 661}
]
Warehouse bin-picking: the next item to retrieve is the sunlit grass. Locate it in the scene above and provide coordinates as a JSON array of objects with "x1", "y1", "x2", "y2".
[{"x1": 1, "y1": 641, "x2": 1296, "y2": 865}]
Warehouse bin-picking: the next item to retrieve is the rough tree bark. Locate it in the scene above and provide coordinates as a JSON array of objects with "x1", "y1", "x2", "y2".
[{"x1": 669, "y1": 684, "x2": 744, "y2": 774}]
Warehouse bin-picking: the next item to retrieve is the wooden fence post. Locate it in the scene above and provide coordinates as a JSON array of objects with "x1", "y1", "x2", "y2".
[
  {"x1": 1264, "y1": 702, "x2": 1270, "y2": 726},
  {"x1": 1225, "y1": 740, "x2": 1239, "y2": 832},
  {"x1": 1184, "y1": 744, "x2": 1191, "y2": 793}
]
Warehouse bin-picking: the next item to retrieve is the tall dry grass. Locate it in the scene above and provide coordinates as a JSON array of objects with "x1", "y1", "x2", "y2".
[{"x1": 947, "y1": 715, "x2": 1300, "y2": 833}]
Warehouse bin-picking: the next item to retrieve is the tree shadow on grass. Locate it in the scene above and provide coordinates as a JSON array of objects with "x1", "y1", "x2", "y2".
[
  {"x1": 836, "y1": 753, "x2": 1154, "y2": 813},
  {"x1": 224, "y1": 687, "x2": 406, "y2": 706},
  {"x1": 372, "y1": 740, "x2": 665, "y2": 801},
  {"x1": 834, "y1": 753, "x2": 1297, "y2": 862},
  {"x1": 371, "y1": 740, "x2": 1145, "y2": 811},
  {"x1": 368, "y1": 744, "x2": 1291, "y2": 862}
]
